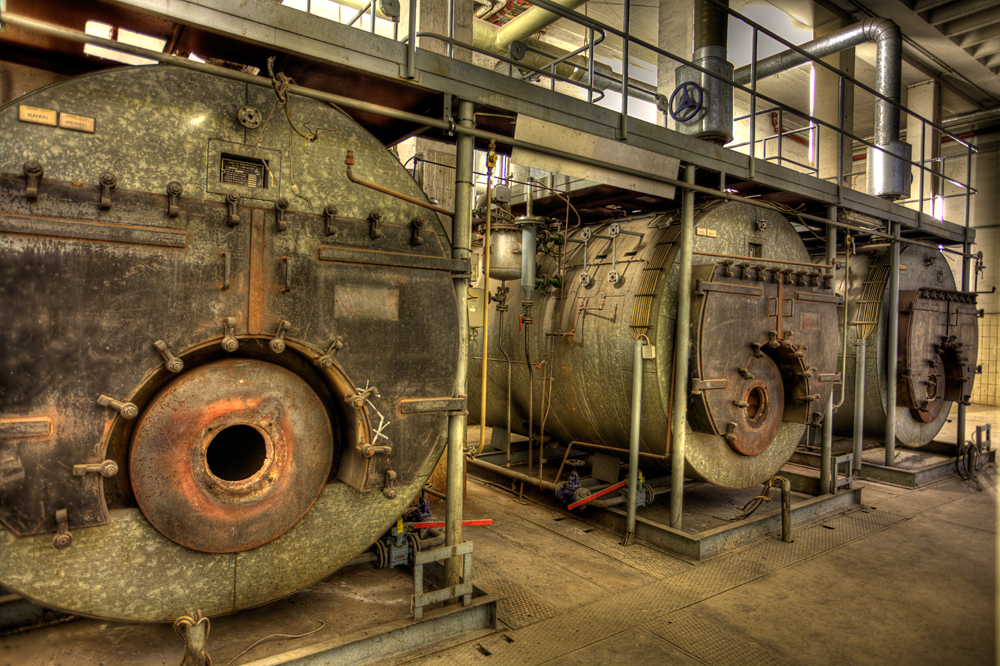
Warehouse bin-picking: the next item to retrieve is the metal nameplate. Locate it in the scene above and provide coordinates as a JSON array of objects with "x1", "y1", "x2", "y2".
[
  {"x1": 18, "y1": 105, "x2": 57, "y2": 126},
  {"x1": 696, "y1": 227, "x2": 717, "y2": 238},
  {"x1": 0, "y1": 417, "x2": 53, "y2": 439},
  {"x1": 0, "y1": 215, "x2": 188, "y2": 248},
  {"x1": 58, "y1": 112, "x2": 96, "y2": 133},
  {"x1": 817, "y1": 373, "x2": 842, "y2": 383},
  {"x1": 399, "y1": 397, "x2": 466, "y2": 414},
  {"x1": 318, "y1": 245, "x2": 466, "y2": 273}
]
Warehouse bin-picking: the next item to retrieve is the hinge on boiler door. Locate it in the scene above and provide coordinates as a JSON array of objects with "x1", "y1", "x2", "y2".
[
  {"x1": 411, "y1": 217, "x2": 426, "y2": 246},
  {"x1": 222, "y1": 318, "x2": 239, "y2": 352},
  {"x1": 315, "y1": 338, "x2": 344, "y2": 368},
  {"x1": 53, "y1": 509, "x2": 73, "y2": 550},
  {"x1": 97, "y1": 394, "x2": 138, "y2": 420},
  {"x1": 226, "y1": 191, "x2": 241, "y2": 226},
  {"x1": 324, "y1": 204, "x2": 338, "y2": 236},
  {"x1": 369, "y1": 209, "x2": 384, "y2": 239},
  {"x1": 154, "y1": 340, "x2": 185, "y2": 373},
  {"x1": 270, "y1": 320, "x2": 291, "y2": 354},
  {"x1": 382, "y1": 470, "x2": 398, "y2": 499},
  {"x1": 167, "y1": 182, "x2": 182, "y2": 217},
  {"x1": 275, "y1": 197, "x2": 290, "y2": 231},
  {"x1": 99, "y1": 172, "x2": 117, "y2": 210},
  {"x1": 23, "y1": 161, "x2": 43, "y2": 200}
]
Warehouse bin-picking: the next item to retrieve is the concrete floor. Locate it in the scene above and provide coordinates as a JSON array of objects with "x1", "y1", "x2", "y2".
[
  {"x1": 1, "y1": 412, "x2": 996, "y2": 666},
  {"x1": 410, "y1": 467, "x2": 996, "y2": 666}
]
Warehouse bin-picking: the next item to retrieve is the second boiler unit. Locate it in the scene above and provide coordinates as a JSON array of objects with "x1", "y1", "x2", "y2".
[{"x1": 469, "y1": 201, "x2": 843, "y2": 489}]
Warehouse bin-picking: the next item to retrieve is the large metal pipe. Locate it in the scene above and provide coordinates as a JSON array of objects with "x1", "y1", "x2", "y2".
[
  {"x1": 733, "y1": 19, "x2": 906, "y2": 198},
  {"x1": 695, "y1": 0, "x2": 728, "y2": 51},
  {"x1": 669, "y1": 165, "x2": 696, "y2": 529},
  {"x1": 624, "y1": 337, "x2": 645, "y2": 544},
  {"x1": 852, "y1": 338, "x2": 866, "y2": 472},
  {"x1": 884, "y1": 222, "x2": 900, "y2": 466},
  {"x1": 445, "y1": 100, "x2": 475, "y2": 588}
]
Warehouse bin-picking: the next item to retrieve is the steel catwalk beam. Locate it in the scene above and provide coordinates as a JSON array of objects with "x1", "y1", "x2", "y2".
[{"x1": 670, "y1": 165, "x2": 696, "y2": 529}]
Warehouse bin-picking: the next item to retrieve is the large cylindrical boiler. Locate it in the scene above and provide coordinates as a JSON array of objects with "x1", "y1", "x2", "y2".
[
  {"x1": 0, "y1": 66, "x2": 460, "y2": 621},
  {"x1": 832, "y1": 246, "x2": 978, "y2": 446},
  {"x1": 469, "y1": 201, "x2": 844, "y2": 488}
]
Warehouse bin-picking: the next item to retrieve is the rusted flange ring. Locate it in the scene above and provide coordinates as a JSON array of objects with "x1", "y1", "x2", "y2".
[{"x1": 130, "y1": 359, "x2": 334, "y2": 553}]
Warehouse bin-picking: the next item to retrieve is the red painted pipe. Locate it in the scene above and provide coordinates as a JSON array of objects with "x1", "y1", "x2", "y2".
[
  {"x1": 410, "y1": 519, "x2": 494, "y2": 528},
  {"x1": 567, "y1": 479, "x2": 627, "y2": 510}
]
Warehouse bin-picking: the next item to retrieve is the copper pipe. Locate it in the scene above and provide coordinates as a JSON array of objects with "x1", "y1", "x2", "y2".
[
  {"x1": 692, "y1": 251, "x2": 835, "y2": 269},
  {"x1": 346, "y1": 151, "x2": 455, "y2": 217},
  {"x1": 568, "y1": 440, "x2": 669, "y2": 461}
]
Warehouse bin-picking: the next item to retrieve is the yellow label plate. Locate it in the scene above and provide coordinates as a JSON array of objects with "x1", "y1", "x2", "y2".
[
  {"x1": 696, "y1": 227, "x2": 718, "y2": 238},
  {"x1": 59, "y1": 112, "x2": 96, "y2": 133},
  {"x1": 18, "y1": 105, "x2": 57, "y2": 126}
]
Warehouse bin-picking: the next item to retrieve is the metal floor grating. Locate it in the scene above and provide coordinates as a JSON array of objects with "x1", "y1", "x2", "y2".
[
  {"x1": 474, "y1": 561, "x2": 558, "y2": 629},
  {"x1": 502, "y1": 504, "x2": 693, "y2": 580},
  {"x1": 641, "y1": 609, "x2": 785, "y2": 666}
]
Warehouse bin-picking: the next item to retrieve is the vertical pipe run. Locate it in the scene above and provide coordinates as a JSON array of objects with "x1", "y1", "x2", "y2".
[
  {"x1": 445, "y1": 100, "x2": 475, "y2": 589},
  {"x1": 884, "y1": 221, "x2": 900, "y2": 466},
  {"x1": 820, "y1": 208, "x2": 836, "y2": 494},
  {"x1": 477, "y1": 166, "x2": 493, "y2": 457},
  {"x1": 852, "y1": 338, "x2": 866, "y2": 472},
  {"x1": 778, "y1": 476, "x2": 792, "y2": 543},
  {"x1": 958, "y1": 153, "x2": 972, "y2": 451},
  {"x1": 670, "y1": 165, "x2": 696, "y2": 530},
  {"x1": 618, "y1": 0, "x2": 630, "y2": 141},
  {"x1": 623, "y1": 337, "x2": 644, "y2": 545}
]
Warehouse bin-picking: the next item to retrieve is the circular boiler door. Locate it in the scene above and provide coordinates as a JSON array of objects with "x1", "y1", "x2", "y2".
[{"x1": 130, "y1": 359, "x2": 334, "y2": 553}]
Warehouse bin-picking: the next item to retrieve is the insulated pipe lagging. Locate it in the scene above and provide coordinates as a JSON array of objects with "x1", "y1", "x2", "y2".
[
  {"x1": 732, "y1": 18, "x2": 902, "y2": 145},
  {"x1": 694, "y1": 0, "x2": 728, "y2": 51}
]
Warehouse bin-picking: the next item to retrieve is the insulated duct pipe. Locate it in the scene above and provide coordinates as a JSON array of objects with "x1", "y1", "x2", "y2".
[
  {"x1": 674, "y1": 0, "x2": 733, "y2": 142},
  {"x1": 501, "y1": 38, "x2": 661, "y2": 104},
  {"x1": 733, "y1": 18, "x2": 908, "y2": 199},
  {"x1": 473, "y1": 0, "x2": 591, "y2": 53}
]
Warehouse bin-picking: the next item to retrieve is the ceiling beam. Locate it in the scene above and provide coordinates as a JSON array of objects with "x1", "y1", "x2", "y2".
[
  {"x1": 902, "y1": 51, "x2": 987, "y2": 108},
  {"x1": 928, "y1": 0, "x2": 1000, "y2": 27},
  {"x1": 942, "y1": 5, "x2": 1000, "y2": 37},
  {"x1": 972, "y1": 37, "x2": 1000, "y2": 59},
  {"x1": 957, "y1": 24, "x2": 1000, "y2": 48},
  {"x1": 912, "y1": 0, "x2": 954, "y2": 12},
  {"x1": 850, "y1": 0, "x2": 1000, "y2": 103}
]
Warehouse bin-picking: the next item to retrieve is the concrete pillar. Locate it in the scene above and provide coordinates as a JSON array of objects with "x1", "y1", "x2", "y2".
[
  {"x1": 906, "y1": 80, "x2": 942, "y2": 216},
  {"x1": 657, "y1": 0, "x2": 695, "y2": 131},
  {"x1": 813, "y1": 17, "x2": 855, "y2": 186}
]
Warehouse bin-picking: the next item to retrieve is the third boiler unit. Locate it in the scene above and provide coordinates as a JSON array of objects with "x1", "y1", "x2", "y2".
[
  {"x1": 469, "y1": 200, "x2": 843, "y2": 489},
  {"x1": 832, "y1": 245, "x2": 979, "y2": 447}
]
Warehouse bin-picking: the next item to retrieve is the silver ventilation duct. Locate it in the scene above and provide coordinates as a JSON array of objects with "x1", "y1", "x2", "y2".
[{"x1": 733, "y1": 19, "x2": 909, "y2": 200}]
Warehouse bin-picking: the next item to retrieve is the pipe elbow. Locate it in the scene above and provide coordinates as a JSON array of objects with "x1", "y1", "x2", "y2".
[{"x1": 863, "y1": 17, "x2": 900, "y2": 44}]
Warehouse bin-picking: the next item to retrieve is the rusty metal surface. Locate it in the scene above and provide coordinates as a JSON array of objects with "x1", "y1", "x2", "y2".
[
  {"x1": 130, "y1": 359, "x2": 334, "y2": 553},
  {"x1": 833, "y1": 246, "x2": 977, "y2": 447},
  {"x1": 469, "y1": 202, "x2": 817, "y2": 488},
  {"x1": 0, "y1": 65, "x2": 459, "y2": 620}
]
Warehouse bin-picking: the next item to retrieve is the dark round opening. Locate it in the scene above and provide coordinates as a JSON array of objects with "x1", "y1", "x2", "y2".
[
  {"x1": 745, "y1": 387, "x2": 766, "y2": 422},
  {"x1": 206, "y1": 425, "x2": 267, "y2": 481}
]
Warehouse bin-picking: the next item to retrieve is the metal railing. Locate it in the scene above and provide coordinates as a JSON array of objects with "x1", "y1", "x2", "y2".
[{"x1": 282, "y1": 0, "x2": 978, "y2": 230}]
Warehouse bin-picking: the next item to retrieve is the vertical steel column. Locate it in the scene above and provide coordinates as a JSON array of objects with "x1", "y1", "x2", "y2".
[
  {"x1": 670, "y1": 165, "x2": 696, "y2": 529},
  {"x1": 624, "y1": 337, "x2": 645, "y2": 545},
  {"x1": 445, "y1": 100, "x2": 474, "y2": 588},
  {"x1": 618, "y1": 0, "x2": 631, "y2": 140},
  {"x1": 820, "y1": 207, "x2": 836, "y2": 493},
  {"x1": 958, "y1": 148, "x2": 973, "y2": 449},
  {"x1": 884, "y1": 221, "x2": 900, "y2": 466},
  {"x1": 853, "y1": 338, "x2": 866, "y2": 472}
]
